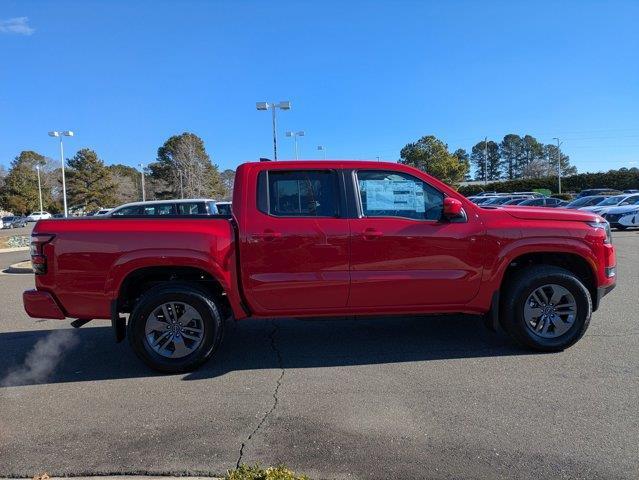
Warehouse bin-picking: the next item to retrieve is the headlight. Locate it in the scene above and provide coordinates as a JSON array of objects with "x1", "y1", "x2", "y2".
[{"x1": 587, "y1": 221, "x2": 611, "y2": 244}]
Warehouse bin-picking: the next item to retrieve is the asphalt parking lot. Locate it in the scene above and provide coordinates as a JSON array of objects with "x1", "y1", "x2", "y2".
[{"x1": 0, "y1": 232, "x2": 637, "y2": 480}]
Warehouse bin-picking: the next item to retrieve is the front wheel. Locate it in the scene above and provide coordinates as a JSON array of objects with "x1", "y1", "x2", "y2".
[
  {"x1": 500, "y1": 265, "x2": 592, "y2": 351},
  {"x1": 128, "y1": 283, "x2": 224, "y2": 373}
]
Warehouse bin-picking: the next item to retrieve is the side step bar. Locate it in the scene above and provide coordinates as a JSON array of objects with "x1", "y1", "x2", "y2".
[{"x1": 71, "y1": 318, "x2": 92, "y2": 328}]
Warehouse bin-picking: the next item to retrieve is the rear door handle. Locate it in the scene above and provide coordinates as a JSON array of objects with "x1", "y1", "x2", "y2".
[
  {"x1": 362, "y1": 228, "x2": 383, "y2": 240},
  {"x1": 251, "y1": 230, "x2": 282, "y2": 241}
]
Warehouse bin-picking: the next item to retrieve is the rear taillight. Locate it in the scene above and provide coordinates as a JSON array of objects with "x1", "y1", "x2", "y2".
[{"x1": 30, "y1": 234, "x2": 55, "y2": 275}]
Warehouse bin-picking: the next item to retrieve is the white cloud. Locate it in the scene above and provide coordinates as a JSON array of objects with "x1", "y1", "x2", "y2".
[{"x1": 0, "y1": 17, "x2": 35, "y2": 35}]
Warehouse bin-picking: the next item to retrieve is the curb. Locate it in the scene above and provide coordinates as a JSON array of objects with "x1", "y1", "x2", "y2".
[
  {"x1": 5, "y1": 261, "x2": 33, "y2": 274},
  {"x1": 4, "y1": 477, "x2": 221, "y2": 480},
  {"x1": 0, "y1": 246, "x2": 29, "y2": 254}
]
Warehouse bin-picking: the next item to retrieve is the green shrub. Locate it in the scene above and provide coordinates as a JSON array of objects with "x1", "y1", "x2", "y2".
[
  {"x1": 225, "y1": 464, "x2": 310, "y2": 480},
  {"x1": 551, "y1": 193, "x2": 574, "y2": 200}
]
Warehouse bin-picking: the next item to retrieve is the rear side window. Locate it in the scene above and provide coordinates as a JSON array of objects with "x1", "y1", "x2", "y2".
[
  {"x1": 258, "y1": 170, "x2": 339, "y2": 217},
  {"x1": 356, "y1": 170, "x2": 443, "y2": 221},
  {"x1": 143, "y1": 204, "x2": 176, "y2": 216},
  {"x1": 216, "y1": 203, "x2": 232, "y2": 215},
  {"x1": 178, "y1": 202, "x2": 207, "y2": 215}
]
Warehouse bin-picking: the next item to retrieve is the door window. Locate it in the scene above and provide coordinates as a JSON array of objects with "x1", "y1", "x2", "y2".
[
  {"x1": 177, "y1": 202, "x2": 207, "y2": 215},
  {"x1": 143, "y1": 204, "x2": 176, "y2": 216},
  {"x1": 259, "y1": 170, "x2": 339, "y2": 217},
  {"x1": 356, "y1": 170, "x2": 443, "y2": 221},
  {"x1": 111, "y1": 205, "x2": 142, "y2": 216}
]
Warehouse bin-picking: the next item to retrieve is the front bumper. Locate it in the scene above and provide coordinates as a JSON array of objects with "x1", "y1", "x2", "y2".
[
  {"x1": 593, "y1": 282, "x2": 616, "y2": 312},
  {"x1": 23, "y1": 289, "x2": 66, "y2": 319}
]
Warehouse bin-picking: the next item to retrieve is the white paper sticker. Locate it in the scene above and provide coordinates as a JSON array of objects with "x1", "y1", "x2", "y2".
[{"x1": 363, "y1": 180, "x2": 425, "y2": 212}]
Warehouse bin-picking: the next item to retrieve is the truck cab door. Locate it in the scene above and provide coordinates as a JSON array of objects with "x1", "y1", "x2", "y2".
[
  {"x1": 239, "y1": 168, "x2": 350, "y2": 314},
  {"x1": 348, "y1": 169, "x2": 484, "y2": 308}
]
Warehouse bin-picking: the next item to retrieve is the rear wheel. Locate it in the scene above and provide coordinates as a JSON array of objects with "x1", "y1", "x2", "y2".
[
  {"x1": 500, "y1": 265, "x2": 592, "y2": 351},
  {"x1": 128, "y1": 283, "x2": 224, "y2": 373}
]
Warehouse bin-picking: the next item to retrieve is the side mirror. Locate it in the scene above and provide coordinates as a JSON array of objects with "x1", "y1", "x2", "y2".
[{"x1": 443, "y1": 197, "x2": 463, "y2": 218}]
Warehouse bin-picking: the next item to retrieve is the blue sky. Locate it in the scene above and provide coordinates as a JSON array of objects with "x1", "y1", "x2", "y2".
[{"x1": 1, "y1": 0, "x2": 638, "y2": 175}]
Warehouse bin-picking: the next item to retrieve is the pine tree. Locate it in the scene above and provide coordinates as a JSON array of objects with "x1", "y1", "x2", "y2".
[
  {"x1": 66, "y1": 149, "x2": 117, "y2": 211},
  {"x1": 0, "y1": 151, "x2": 50, "y2": 214},
  {"x1": 470, "y1": 140, "x2": 501, "y2": 181},
  {"x1": 499, "y1": 134, "x2": 525, "y2": 180}
]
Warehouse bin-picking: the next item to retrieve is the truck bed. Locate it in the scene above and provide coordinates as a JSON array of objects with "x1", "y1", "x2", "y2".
[{"x1": 31, "y1": 217, "x2": 237, "y2": 320}]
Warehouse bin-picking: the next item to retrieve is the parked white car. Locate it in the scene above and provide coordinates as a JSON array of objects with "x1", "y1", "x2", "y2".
[
  {"x1": 26, "y1": 211, "x2": 52, "y2": 222},
  {"x1": 580, "y1": 194, "x2": 639, "y2": 215},
  {"x1": 601, "y1": 204, "x2": 639, "y2": 230}
]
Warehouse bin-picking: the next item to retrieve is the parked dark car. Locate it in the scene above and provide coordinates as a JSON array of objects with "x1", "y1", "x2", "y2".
[
  {"x1": 1, "y1": 216, "x2": 28, "y2": 229},
  {"x1": 565, "y1": 195, "x2": 611, "y2": 209},
  {"x1": 576, "y1": 188, "x2": 621, "y2": 199},
  {"x1": 517, "y1": 197, "x2": 568, "y2": 208}
]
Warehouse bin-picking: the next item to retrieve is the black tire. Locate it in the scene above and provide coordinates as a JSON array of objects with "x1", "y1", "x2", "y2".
[
  {"x1": 614, "y1": 225, "x2": 627, "y2": 230},
  {"x1": 127, "y1": 283, "x2": 224, "y2": 373},
  {"x1": 500, "y1": 265, "x2": 592, "y2": 352}
]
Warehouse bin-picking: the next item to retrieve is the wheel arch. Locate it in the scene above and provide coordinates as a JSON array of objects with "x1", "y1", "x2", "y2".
[
  {"x1": 115, "y1": 265, "x2": 233, "y2": 320},
  {"x1": 500, "y1": 251, "x2": 597, "y2": 309}
]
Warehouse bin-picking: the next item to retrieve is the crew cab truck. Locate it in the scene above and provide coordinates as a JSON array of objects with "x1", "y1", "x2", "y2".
[{"x1": 24, "y1": 161, "x2": 617, "y2": 372}]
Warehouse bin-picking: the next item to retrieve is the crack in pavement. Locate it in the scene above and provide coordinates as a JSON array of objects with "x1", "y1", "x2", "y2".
[{"x1": 235, "y1": 320, "x2": 285, "y2": 468}]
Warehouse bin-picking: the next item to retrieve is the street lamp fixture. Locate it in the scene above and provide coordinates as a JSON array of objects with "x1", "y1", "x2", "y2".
[
  {"x1": 48, "y1": 130, "x2": 74, "y2": 217},
  {"x1": 256, "y1": 101, "x2": 291, "y2": 160},
  {"x1": 285, "y1": 131, "x2": 305, "y2": 160},
  {"x1": 317, "y1": 145, "x2": 326, "y2": 160}
]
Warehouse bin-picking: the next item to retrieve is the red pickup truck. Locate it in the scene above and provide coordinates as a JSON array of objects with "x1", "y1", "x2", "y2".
[{"x1": 24, "y1": 161, "x2": 617, "y2": 372}]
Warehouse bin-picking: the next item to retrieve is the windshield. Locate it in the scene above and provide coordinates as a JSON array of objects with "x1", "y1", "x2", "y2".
[
  {"x1": 598, "y1": 196, "x2": 625, "y2": 206},
  {"x1": 567, "y1": 197, "x2": 599, "y2": 207}
]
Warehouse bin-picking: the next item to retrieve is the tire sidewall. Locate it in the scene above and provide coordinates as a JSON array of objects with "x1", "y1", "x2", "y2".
[
  {"x1": 503, "y1": 268, "x2": 592, "y2": 351},
  {"x1": 128, "y1": 287, "x2": 222, "y2": 373}
]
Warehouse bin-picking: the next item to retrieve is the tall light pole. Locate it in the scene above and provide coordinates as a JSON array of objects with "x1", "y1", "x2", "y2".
[
  {"x1": 35, "y1": 165, "x2": 43, "y2": 214},
  {"x1": 256, "y1": 101, "x2": 291, "y2": 160},
  {"x1": 139, "y1": 163, "x2": 146, "y2": 202},
  {"x1": 553, "y1": 137, "x2": 563, "y2": 194},
  {"x1": 48, "y1": 131, "x2": 73, "y2": 217},
  {"x1": 317, "y1": 145, "x2": 326, "y2": 160},
  {"x1": 483, "y1": 136, "x2": 488, "y2": 185},
  {"x1": 285, "y1": 131, "x2": 305, "y2": 160}
]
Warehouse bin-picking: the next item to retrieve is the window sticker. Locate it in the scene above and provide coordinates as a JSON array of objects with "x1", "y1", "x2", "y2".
[{"x1": 363, "y1": 180, "x2": 425, "y2": 212}]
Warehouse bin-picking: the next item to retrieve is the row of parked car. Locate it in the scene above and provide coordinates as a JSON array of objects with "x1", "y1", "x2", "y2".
[
  {"x1": 1, "y1": 199, "x2": 234, "y2": 229},
  {"x1": 466, "y1": 188, "x2": 639, "y2": 230}
]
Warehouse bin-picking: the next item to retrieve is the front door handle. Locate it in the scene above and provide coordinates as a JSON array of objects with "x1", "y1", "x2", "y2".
[
  {"x1": 362, "y1": 228, "x2": 383, "y2": 240},
  {"x1": 252, "y1": 230, "x2": 282, "y2": 241}
]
